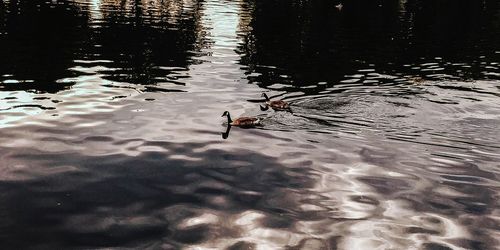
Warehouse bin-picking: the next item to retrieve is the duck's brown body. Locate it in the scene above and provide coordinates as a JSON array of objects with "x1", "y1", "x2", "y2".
[
  {"x1": 261, "y1": 93, "x2": 291, "y2": 111},
  {"x1": 222, "y1": 111, "x2": 261, "y2": 128},
  {"x1": 230, "y1": 117, "x2": 261, "y2": 127},
  {"x1": 267, "y1": 100, "x2": 290, "y2": 111}
]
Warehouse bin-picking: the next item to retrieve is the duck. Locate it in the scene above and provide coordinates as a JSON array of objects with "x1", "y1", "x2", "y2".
[
  {"x1": 260, "y1": 93, "x2": 290, "y2": 111},
  {"x1": 335, "y1": 3, "x2": 343, "y2": 11},
  {"x1": 222, "y1": 111, "x2": 261, "y2": 128},
  {"x1": 408, "y1": 76, "x2": 425, "y2": 84}
]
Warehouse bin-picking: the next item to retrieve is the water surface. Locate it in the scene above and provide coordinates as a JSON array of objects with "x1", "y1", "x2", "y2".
[{"x1": 0, "y1": 0, "x2": 499, "y2": 249}]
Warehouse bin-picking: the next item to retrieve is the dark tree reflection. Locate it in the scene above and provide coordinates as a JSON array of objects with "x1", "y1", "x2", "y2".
[
  {"x1": 86, "y1": 0, "x2": 204, "y2": 86},
  {"x1": 238, "y1": 0, "x2": 500, "y2": 93},
  {"x1": 0, "y1": 0, "x2": 203, "y2": 93},
  {"x1": 0, "y1": 0, "x2": 89, "y2": 93}
]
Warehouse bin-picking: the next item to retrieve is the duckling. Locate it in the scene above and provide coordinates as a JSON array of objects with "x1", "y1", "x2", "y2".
[
  {"x1": 260, "y1": 93, "x2": 290, "y2": 111},
  {"x1": 222, "y1": 111, "x2": 261, "y2": 128}
]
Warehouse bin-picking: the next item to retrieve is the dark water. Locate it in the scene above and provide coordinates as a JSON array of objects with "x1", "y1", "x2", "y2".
[{"x1": 1, "y1": 0, "x2": 500, "y2": 248}]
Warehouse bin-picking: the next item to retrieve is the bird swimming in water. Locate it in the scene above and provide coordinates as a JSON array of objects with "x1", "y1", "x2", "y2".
[
  {"x1": 335, "y1": 3, "x2": 343, "y2": 11},
  {"x1": 408, "y1": 76, "x2": 425, "y2": 84},
  {"x1": 260, "y1": 93, "x2": 291, "y2": 111},
  {"x1": 222, "y1": 111, "x2": 261, "y2": 128}
]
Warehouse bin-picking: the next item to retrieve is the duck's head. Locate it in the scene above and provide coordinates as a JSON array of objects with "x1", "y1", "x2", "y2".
[
  {"x1": 261, "y1": 93, "x2": 270, "y2": 101},
  {"x1": 221, "y1": 111, "x2": 230, "y2": 117}
]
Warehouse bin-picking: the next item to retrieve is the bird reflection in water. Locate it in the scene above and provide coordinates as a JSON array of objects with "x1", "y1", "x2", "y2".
[{"x1": 221, "y1": 123, "x2": 232, "y2": 139}]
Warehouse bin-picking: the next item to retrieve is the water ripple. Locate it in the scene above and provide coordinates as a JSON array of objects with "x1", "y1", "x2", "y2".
[{"x1": 1, "y1": 0, "x2": 500, "y2": 249}]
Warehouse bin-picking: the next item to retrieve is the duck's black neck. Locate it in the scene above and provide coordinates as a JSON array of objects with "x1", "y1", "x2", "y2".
[
  {"x1": 263, "y1": 93, "x2": 270, "y2": 101},
  {"x1": 226, "y1": 113, "x2": 233, "y2": 123}
]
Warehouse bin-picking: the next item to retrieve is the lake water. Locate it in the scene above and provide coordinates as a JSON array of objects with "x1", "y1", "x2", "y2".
[{"x1": 1, "y1": 0, "x2": 499, "y2": 249}]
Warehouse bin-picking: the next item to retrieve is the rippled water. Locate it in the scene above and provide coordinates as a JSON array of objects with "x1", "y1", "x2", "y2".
[{"x1": 1, "y1": 0, "x2": 500, "y2": 249}]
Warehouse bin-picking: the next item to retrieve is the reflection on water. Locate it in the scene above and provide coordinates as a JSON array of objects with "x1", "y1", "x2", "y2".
[{"x1": 1, "y1": 0, "x2": 500, "y2": 248}]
